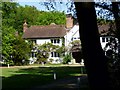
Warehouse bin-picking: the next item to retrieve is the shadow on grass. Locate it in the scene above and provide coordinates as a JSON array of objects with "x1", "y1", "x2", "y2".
[{"x1": 2, "y1": 66, "x2": 87, "y2": 90}]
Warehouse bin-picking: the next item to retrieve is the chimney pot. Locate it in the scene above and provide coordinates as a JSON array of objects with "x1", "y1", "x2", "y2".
[{"x1": 23, "y1": 20, "x2": 28, "y2": 32}]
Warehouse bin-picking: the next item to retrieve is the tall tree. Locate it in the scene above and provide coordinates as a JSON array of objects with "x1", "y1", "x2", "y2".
[
  {"x1": 74, "y1": 2, "x2": 110, "y2": 89},
  {"x1": 15, "y1": 5, "x2": 40, "y2": 33},
  {"x1": 12, "y1": 36, "x2": 31, "y2": 65},
  {"x1": 112, "y1": 2, "x2": 120, "y2": 43},
  {"x1": 2, "y1": 26, "x2": 16, "y2": 65}
]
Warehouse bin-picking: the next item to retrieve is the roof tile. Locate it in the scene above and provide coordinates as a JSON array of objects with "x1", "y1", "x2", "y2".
[{"x1": 22, "y1": 25, "x2": 66, "y2": 39}]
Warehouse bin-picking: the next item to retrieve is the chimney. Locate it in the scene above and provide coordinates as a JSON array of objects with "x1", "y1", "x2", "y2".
[
  {"x1": 23, "y1": 20, "x2": 28, "y2": 33},
  {"x1": 15, "y1": 31, "x2": 18, "y2": 36},
  {"x1": 66, "y1": 14, "x2": 73, "y2": 29}
]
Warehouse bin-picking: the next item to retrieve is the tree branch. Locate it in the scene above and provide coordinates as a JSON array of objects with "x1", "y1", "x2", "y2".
[{"x1": 95, "y1": 3, "x2": 113, "y2": 12}]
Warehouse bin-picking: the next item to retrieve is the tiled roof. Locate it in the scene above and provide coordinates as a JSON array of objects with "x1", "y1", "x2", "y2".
[
  {"x1": 98, "y1": 24, "x2": 116, "y2": 36},
  {"x1": 22, "y1": 24, "x2": 66, "y2": 39}
]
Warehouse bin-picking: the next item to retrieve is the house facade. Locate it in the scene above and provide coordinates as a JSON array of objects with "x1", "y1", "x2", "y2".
[
  {"x1": 64, "y1": 25, "x2": 80, "y2": 47},
  {"x1": 22, "y1": 23, "x2": 66, "y2": 64},
  {"x1": 65, "y1": 21, "x2": 119, "y2": 59},
  {"x1": 98, "y1": 24, "x2": 119, "y2": 55}
]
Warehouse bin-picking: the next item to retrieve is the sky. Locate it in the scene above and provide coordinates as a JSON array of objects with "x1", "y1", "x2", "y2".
[{"x1": 16, "y1": 0, "x2": 73, "y2": 14}]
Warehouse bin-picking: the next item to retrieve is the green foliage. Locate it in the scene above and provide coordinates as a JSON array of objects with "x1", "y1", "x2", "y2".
[
  {"x1": 63, "y1": 54, "x2": 71, "y2": 64},
  {"x1": 15, "y1": 5, "x2": 40, "y2": 33},
  {"x1": 36, "y1": 43, "x2": 57, "y2": 63},
  {"x1": 2, "y1": 26, "x2": 16, "y2": 65},
  {"x1": 36, "y1": 42, "x2": 65, "y2": 64},
  {"x1": 97, "y1": 18, "x2": 114, "y2": 25},
  {"x1": 2, "y1": 2, "x2": 18, "y2": 64},
  {"x1": 2, "y1": 25, "x2": 31, "y2": 65},
  {"x1": 36, "y1": 11, "x2": 66, "y2": 25},
  {"x1": 14, "y1": 5, "x2": 66, "y2": 33},
  {"x1": 36, "y1": 51, "x2": 49, "y2": 64},
  {"x1": 2, "y1": 2, "x2": 66, "y2": 34},
  {"x1": 56, "y1": 45, "x2": 65, "y2": 57},
  {"x1": 12, "y1": 36, "x2": 31, "y2": 65},
  {"x1": 71, "y1": 40, "x2": 81, "y2": 45},
  {"x1": 2, "y1": 2, "x2": 18, "y2": 27}
]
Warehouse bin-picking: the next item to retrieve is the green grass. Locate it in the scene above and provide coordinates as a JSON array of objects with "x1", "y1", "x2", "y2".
[{"x1": 1, "y1": 65, "x2": 86, "y2": 89}]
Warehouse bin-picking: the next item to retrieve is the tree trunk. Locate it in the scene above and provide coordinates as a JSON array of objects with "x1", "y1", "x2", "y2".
[
  {"x1": 74, "y1": 2, "x2": 110, "y2": 89},
  {"x1": 112, "y1": 2, "x2": 120, "y2": 43}
]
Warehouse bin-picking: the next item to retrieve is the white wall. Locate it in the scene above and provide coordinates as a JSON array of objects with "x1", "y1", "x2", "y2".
[
  {"x1": 72, "y1": 30, "x2": 80, "y2": 41},
  {"x1": 36, "y1": 39, "x2": 50, "y2": 45},
  {"x1": 36, "y1": 38, "x2": 63, "y2": 46},
  {"x1": 30, "y1": 38, "x2": 64, "y2": 64},
  {"x1": 65, "y1": 25, "x2": 79, "y2": 47},
  {"x1": 100, "y1": 36, "x2": 119, "y2": 53},
  {"x1": 100, "y1": 37, "x2": 107, "y2": 49}
]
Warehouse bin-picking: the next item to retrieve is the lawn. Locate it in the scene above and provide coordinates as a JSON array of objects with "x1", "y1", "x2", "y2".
[{"x1": 0, "y1": 64, "x2": 86, "y2": 89}]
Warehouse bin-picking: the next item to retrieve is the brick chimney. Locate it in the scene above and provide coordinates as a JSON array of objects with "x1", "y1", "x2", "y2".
[
  {"x1": 66, "y1": 14, "x2": 73, "y2": 29},
  {"x1": 23, "y1": 20, "x2": 28, "y2": 33}
]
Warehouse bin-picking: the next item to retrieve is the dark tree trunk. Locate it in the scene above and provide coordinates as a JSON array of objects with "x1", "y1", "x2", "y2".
[
  {"x1": 112, "y1": 2, "x2": 120, "y2": 43},
  {"x1": 74, "y1": 2, "x2": 110, "y2": 89}
]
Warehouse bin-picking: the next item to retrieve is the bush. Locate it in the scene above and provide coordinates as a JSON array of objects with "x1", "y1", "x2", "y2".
[{"x1": 63, "y1": 54, "x2": 71, "y2": 64}]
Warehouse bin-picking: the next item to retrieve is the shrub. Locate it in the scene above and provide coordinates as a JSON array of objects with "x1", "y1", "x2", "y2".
[{"x1": 63, "y1": 54, "x2": 71, "y2": 64}]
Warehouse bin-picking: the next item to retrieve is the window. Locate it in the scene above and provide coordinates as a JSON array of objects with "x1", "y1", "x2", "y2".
[
  {"x1": 106, "y1": 38, "x2": 109, "y2": 42},
  {"x1": 51, "y1": 39, "x2": 53, "y2": 43},
  {"x1": 102, "y1": 37, "x2": 105, "y2": 42},
  {"x1": 31, "y1": 52, "x2": 35, "y2": 58},
  {"x1": 51, "y1": 52, "x2": 53, "y2": 57},
  {"x1": 51, "y1": 39, "x2": 60, "y2": 44},
  {"x1": 54, "y1": 39, "x2": 56, "y2": 43},
  {"x1": 57, "y1": 39, "x2": 60, "y2": 43},
  {"x1": 51, "y1": 52, "x2": 60, "y2": 57}
]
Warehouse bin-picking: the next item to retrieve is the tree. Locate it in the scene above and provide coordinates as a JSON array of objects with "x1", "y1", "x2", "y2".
[
  {"x1": 12, "y1": 36, "x2": 31, "y2": 65},
  {"x1": 2, "y1": 2, "x2": 32, "y2": 65},
  {"x1": 15, "y1": 5, "x2": 66, "y2": 33},
  {"x1": 36, "y1": 11, "x2": 66, "y2": 25},
  {"x1": 15, "y1": 5, "x2": 40, "y2": 34},
  {"x1": 2, "y1": 2, "x2": 18, "y2": 27},
  {"x1": 112, "y1": 2, "x2": 120, "y2": 44},
  {"x1": 74, "y1": 2, "x2": 110, "y2": 89},
  {"x1": 95, "y1": 2, "x2": 120, "y2": 43},
  {"x1": 95, "y1": 2, "x2": 120, "y2": 88},
  {"x1": 36, "y1": 42, "x2": 64, "y2": 64},
  {"x1": 2, "y1": 26, "x2": 16, "y2": 65}
]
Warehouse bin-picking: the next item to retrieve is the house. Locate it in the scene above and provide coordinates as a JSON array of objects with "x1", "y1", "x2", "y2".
[
  {"x1": 22, "y1": 14, "x2": 78, "y2": 64},
  {"x1": 98, "y1": 24, "x2": 119, "y2": 55},
  {"x1": 22, "y1": 13, "x2": 118, "y2": 64},
  {"x1": 65, "y1": 20, "x2": 119, "y2": 63},
  {"x1": 22, "y1": 22, "x2": 66, "y2": 64},
  {"x1": 64, "y1": 24, "x2": 79, "y2": 47}
]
